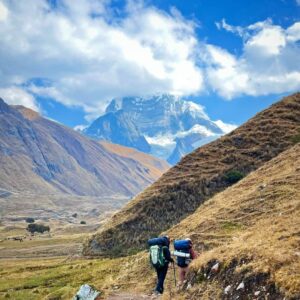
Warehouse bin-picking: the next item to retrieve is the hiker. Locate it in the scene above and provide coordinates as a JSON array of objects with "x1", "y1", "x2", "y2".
[
  {"x1": 148, "y1": 235, "x2": 174, "y2": 294},
  {"x1": 174, "y1": 238, "x2": 197, "y2": 286}
]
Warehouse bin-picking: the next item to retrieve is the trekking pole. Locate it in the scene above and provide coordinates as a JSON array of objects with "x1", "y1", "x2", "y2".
[{"x1": 172, "y1": 262, "x2": 177, "y2": 287}]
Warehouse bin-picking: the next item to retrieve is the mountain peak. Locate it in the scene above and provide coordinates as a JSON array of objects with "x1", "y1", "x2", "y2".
[
  {"x1": 105, "y1": 99, "x2": 122, "y2": 113},
  {"x1": 85, "y1": 94, "x2": 227, "y2": 164},
  {"x1": 0, "y1": 98, "x2": 11, "y2": 113}
]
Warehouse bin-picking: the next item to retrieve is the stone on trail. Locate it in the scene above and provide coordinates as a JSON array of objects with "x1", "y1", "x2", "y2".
[
  {"x1": 224, "y1": 285, "x2": 231, "y2": 294},
  {"x1": 211, "y1": 262, "x2": 220, "y2": 273},
  {"x1": 73, "y1": 284, "x2": 101, "y2": 300},
  {"x1": 236, "y1": 282, "x2": 245, "y2": 290}
]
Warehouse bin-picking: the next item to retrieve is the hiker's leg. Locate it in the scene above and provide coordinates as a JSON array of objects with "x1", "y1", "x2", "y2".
[
  {"x1": 157, "y1": 265, "x2": 169, "y2": 294},
  {"x1": 179, "y1": 267, "x2": 187, "y2": 284},
  {"x1": 155, "y1": 267, "x2": 160, "y2": 292}
]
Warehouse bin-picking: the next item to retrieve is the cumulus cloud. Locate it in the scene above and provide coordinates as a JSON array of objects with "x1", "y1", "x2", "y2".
[
  {"x1": 209, "y1": 19, "x2": 300, "y2": 98},
  {"x1": 0, "y1": 0, "x2": 299, "y2": 119},
  {"x1": 213, "y1": 120, "x2": 237, "y2": 133},
  {"x1": 0, "y1": 0, "x2": 203, "y2": 117},
  {"x1": 0, "y1": 87, "x2": 39, "y2": 111},
  {"x1": 0, "y1": 1, "x2": 8, "y2": 21}
]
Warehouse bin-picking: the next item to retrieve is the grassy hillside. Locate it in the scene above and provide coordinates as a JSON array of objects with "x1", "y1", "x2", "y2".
[
  {"x1": 84, "y1": 93, "x2": 300, "y2": 256},
  {"x1": 166, "y1": 143, "x2": 300, "y2": 299},
  {"x1": 109, "y1": 143, "x2": 300, "y2": 299}
]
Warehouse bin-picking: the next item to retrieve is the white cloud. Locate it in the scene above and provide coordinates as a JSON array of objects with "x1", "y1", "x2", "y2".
[
  {"x1": 213, "y1": 120, "x2": 237, "y2": 134},
  {"x1": 286, "y1": 22, "x2": 300, "y2": 42},
  {"x1": 208, "y1": 20, "x2": 300, "y2": 98},
  {"x1": 0, "y1": 0, "x2": 203, "y2": 117},
  {"x1": 0, "y1": 87, "x2": 39, "y2": 111},
  {"x1": 296, "y1": 0, "x2": 300, "y2": 6},
  {"x1": 0, "y1": 1, "x2": 8, "y2": 21},
  {"x1": 74, "y1": 124, "x2": 88, "y2": 132},
  {"x1": 0, "y1": 0, "x2": 299, "y2": 119},
  {"x1": 215, "y1": 19, "x2": 244, "y2": 37}
]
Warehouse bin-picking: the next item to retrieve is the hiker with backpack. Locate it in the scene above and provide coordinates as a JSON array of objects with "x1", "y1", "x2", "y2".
[
  {"x1": 173, "y1": 238, "x2": 197, "y2": 286},
  {"x1": 148, "y1": 235, "x2": 174, "y2": 295}
]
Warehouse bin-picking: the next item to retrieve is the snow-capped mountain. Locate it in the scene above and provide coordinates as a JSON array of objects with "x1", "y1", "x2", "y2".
[{"x1": 84, "y1": 95, "x2": 236, "y2": 164}]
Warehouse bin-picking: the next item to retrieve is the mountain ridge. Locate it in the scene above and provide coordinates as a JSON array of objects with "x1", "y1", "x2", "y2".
[{"x1": 0, "y1": 99, "x2": 169, "y2": 197}]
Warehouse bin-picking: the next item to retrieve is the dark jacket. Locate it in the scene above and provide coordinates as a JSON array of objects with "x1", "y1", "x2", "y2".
[{"x1": 162, "y1": 246, "x2": 174, "y2": 264}]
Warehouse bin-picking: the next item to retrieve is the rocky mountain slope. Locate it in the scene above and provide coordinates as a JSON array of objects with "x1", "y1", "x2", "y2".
[
  {"x1": 84, "y1": 95, "x2": 234, "y2": 164},
  {"x1": 0, "y1": 98, "x2": 169, "y2": 197},
  {"x1": 84, "y1": 92, "x2": 300, "y2": 256}
]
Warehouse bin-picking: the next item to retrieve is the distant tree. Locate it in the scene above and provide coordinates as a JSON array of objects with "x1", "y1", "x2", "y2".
[
  {"x1": 27, "y1": 223, "x2": 50, "y2": 235},
  {"x1": 80, "y1": 221, "x2": 86, "y2": 225},
  {"x1": 25, "y1": 217, "x2": 35, "y2": 223},
  {"x1": 224, "y1": 170, "x2": 244, "y2": 184},
  {"x1": 72, "y1": 213, "x2": 78, "y2": 218}
]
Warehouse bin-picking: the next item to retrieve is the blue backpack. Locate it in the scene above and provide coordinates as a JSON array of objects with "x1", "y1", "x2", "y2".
[{"x1": 174, "y1": 240, "x2": 192, "y2": 268}]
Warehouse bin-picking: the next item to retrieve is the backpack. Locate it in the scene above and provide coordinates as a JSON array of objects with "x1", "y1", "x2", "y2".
[
  {"x1": 176, "y1": 251, "x2": 191, "y2": 268},
  {"x1": 149, "y1": 245, "x2": 167, "y2": 268},
  {"x1": 174, "y1": 240, "x2": 192, "y2": 268}
]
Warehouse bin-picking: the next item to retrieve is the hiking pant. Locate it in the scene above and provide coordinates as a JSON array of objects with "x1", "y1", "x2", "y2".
[
  {"x1": 179, "y1": 266, "x2": 188, "y2": 285},
  {"x1": 155, "y1": 264, "x2": 169, "y2": 294}
]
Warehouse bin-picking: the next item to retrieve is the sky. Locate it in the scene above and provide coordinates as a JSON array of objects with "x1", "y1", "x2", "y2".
[{"x1": 0, "y1": 0, "x2": 299, "y2": 128}]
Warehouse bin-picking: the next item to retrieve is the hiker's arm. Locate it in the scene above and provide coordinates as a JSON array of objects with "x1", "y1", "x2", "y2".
[
  {"x1": 164, "y1": 247, "x2": 174, "y2": 263},
  {"x1": 190, "y1": 248, "x2": 198, "y2": 259}
]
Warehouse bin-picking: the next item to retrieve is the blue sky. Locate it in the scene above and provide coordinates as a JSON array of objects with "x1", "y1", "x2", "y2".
[{"x1": 0, "y1": 0, "x2": 299, "y2": 128}]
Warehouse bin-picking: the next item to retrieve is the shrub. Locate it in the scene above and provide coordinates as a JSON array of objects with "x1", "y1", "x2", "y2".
[
  {"x1": 27, "y1": 223, "x2": 50, "y2": 234},
  {"x1": 72, "y1": 213, "x2": 78, "y2": 218},
  {"x1": 290, "y1": 132, "x2": 300, "y2": 144},
  {"x1": 25, "y1": 217, "x2": 35, "y2": 223},
  {"x1": 80, "y1": 221, "x2": 86, "y2": 225},
  {"x1": 224, "y1": 170, "x2": 244, "y2": 184}
]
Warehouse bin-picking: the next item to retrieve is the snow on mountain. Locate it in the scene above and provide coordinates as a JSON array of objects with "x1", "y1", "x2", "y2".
[{"x1": 84, "y1": 95, "x2": 237, "y2": 164}]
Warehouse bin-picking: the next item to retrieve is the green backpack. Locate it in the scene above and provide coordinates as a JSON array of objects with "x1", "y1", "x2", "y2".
[{"x1": 149, "y1": 245, "x2": 166, "y2": 268}]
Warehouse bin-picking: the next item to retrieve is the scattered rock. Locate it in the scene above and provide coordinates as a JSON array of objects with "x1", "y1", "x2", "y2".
[
  {"x1": 72, "y1": 284, "x2": 100, "y2": 300},
  {"x1": 254, "y1": 291, "x2": 261, "y2": 296},
  {"x1": 224, "y1": 285, "x2": 231, "y2": 294},
  {"x1": 211, "y1": 262, "x2": 220, "y2": 273},
  {"x1": 236, "y1": 282, "x2": 245, "y2": 290}
]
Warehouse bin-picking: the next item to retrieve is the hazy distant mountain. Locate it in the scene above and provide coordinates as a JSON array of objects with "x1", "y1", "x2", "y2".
[
  {"x1": 84, "y1": 95, "x2": 235, "y2": 164},
  {"x1": 0, "y1": 98, "x2": 169, "y2": 197}
]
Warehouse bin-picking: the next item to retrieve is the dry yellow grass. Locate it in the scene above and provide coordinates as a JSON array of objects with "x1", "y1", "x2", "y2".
[
  {"x1": 101, "y1": 143, "x2": 300, "y2": 299},
  {"x1": 163, "y1": 143, "x2": 300, "y2": 299}
]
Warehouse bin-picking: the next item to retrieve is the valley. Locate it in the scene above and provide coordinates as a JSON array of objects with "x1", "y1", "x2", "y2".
[
  {"x1": 0, "y1": 93, "x2": 299, "y2": 300},
  {"x1": 1, "y1": 1, "x2": 299, "y2": 299}
]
